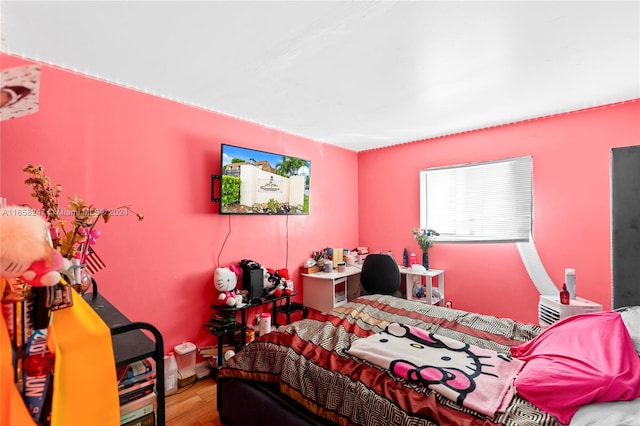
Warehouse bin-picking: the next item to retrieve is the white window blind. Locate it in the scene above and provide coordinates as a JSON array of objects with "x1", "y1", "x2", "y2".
[{"x1": 420, "y1": 156, "x2": 532, "y2": 243}]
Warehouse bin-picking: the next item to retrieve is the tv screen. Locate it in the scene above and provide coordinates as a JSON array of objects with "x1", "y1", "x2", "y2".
[{"x1": 219, "y1": 144, "x2": 311, "y2": 215}]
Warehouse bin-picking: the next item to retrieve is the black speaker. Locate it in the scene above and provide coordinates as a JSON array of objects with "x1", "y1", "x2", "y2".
[{"x1": 242, "y1": 268, "x2": 264, "y2": 302}]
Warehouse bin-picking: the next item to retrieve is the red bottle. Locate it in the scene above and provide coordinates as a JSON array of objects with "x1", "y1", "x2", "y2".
[{"x1": 560, "y1": 283, "x2": 570, "y2": 305}]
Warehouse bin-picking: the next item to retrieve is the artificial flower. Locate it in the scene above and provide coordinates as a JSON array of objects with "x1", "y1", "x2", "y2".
[
  {"x1": 23, "y1": 164, "x2": 143, "y2": 263},
  {"x1": 412, "y1": 228, "x2": 439, "y2": 251}
]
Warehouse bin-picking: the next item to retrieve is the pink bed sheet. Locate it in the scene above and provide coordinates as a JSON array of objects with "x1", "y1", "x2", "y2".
[{"x1": 510, "y1": 311, "x2": 640, "y2": 424}]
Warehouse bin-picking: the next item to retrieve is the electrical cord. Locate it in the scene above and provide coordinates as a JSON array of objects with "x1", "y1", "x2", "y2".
[
  {"x1": 216, "y1": 215, "x2": 232, "y2": 268},
  {"x1": 285, "y1": 213, "x2": 289, "y2": 269}
]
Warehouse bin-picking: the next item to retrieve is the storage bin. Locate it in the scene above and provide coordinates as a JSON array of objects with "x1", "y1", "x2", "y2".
[{"x1": 174, "y1": 342, "x2": 196, "y2": 387}]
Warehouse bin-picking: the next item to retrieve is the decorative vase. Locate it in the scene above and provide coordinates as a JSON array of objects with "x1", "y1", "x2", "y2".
[
  {"x1": 71, "y1": 266, "x2": 92, "y2": 295},
  {"x1": 422, "y1": 251, "x2": 429, "y2": 270}
]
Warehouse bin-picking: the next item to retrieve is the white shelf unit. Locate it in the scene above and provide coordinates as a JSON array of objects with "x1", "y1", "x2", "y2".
[
  {"x1": 302, "y1": 266, "x2": 361, "y2": 312},
  {"x1": 401, "y1": 268, "x2": 445, "y2": 306}
]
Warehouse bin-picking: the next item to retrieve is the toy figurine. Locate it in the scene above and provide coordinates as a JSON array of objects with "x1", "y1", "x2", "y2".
[{"x1": 214, "y1": 267, "x2": 244, "y2": 307}]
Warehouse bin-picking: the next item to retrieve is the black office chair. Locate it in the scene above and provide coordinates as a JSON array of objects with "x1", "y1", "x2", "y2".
[{"x1": 360, "y1": 253, "x2": 402, "y2": 297}]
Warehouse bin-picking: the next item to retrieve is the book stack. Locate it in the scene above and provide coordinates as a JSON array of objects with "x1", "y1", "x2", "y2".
[
  {"x1": 205, "y1": 312, "x2": 240, "y2": 332},
  {"x1": 117, "y1": 358, "x2": 157, "y2": 426}
]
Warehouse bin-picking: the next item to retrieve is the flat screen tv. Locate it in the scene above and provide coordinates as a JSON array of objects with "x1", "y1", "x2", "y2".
[{"x1": 219, "y1": 144, "x2": 311, "y2": 215}]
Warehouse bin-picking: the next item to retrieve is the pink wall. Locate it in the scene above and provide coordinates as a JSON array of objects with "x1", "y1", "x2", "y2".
[
  {"x1": 0, "y1": 55, "x2": 359, "y2": 354},
  {"x1": 2, "y1": 54, "x2": 639, "y2": 351},
  {"x1": 359, "y1": 101, "x2": 640, "y2": 324}
]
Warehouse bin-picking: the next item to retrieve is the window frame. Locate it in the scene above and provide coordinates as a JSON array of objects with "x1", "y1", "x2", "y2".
[{"x1": 419, "y1": 155, "x2": 533, "y2": 243}]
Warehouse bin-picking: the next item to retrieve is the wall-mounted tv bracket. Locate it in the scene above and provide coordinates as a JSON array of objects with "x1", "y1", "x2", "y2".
[{"x1": 211, "y1": 174, "x2": 221, "y2": 203}]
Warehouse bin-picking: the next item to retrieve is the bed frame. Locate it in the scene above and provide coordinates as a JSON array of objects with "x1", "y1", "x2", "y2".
[{"x1": 217, "y1": 377, "x2": 334, "y2": 426}]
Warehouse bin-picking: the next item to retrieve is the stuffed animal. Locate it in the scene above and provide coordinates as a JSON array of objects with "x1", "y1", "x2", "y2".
[
  {"x1": 214, "y1": 267, "x2": 244, "y2": 307},
  {"x1": 282, "y1": 280, "x2": 294, "y2": 296},
  {"x1": 263, "y1": 268, "x2": 282, "y2": 297},
  {"x1": 277, "y1": 268, "x2": 290, "y2": 282},
  {"x1": 21, "y1": 250, "x2": 70, "y2": 287},
  {"x1": 264, "y1": 268, "x2": 293, "y2": 298},
  {"x1": 0, "y1": 206, "x2": 52, "y2": 278},
  {"x1": 276, "y1": 269, "x2": 294, "y2": 296}
]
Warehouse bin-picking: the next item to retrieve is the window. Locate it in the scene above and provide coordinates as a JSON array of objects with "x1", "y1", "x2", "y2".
[{"x1": 420, "y1": 156, "x2": 532, "y2": 243}]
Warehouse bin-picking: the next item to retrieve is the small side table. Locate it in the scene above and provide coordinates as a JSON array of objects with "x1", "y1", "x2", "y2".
[{"x1": 400, "y1": 268, "x2": 445, "y2": 306}]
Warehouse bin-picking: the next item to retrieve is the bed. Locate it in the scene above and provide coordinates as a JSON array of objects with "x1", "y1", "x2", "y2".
[{"x1": 217, "y1": 295, "x2": 640, "y2": 426}]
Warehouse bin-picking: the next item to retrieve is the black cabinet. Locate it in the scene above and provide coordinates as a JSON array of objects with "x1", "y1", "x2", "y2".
[{"x1": 83, "y1": 292, "x2": 165, "y2": 426}]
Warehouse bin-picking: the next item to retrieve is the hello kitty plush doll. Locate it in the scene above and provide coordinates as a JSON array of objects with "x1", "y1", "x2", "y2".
[{"x1": 214, "y1": 267, "x2": 244, "y2": 307}]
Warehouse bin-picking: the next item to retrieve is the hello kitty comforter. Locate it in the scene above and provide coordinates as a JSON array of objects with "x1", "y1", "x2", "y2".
[{"x1": 345, "y1": 322, "x2": 525, "y2": 417}]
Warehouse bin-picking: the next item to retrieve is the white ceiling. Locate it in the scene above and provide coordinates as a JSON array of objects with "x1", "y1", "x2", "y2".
[{"x1": 1, "y1": 1, "x2": 638, "y2": 152}]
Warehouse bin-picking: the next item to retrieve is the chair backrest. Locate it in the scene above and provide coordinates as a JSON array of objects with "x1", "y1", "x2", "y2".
[{"x1": 360, "y1": 253, "x2": 401, "y2": 295}]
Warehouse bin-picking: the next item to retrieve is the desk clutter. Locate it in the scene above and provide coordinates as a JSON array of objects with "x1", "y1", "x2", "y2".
[{"x1": 302, "y1": 247, "x2": 367, "y2": 275}]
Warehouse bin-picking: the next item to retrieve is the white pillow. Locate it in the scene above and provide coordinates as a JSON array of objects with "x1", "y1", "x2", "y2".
[
  {"x1": 615, "y1": 306, "x2": 640, "y2": 355},
  {"x1": 570, "y1": 398, "x2": 640, "y2": 426}
]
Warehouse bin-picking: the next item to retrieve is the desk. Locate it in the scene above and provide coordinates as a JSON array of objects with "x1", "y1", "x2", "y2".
[
  {"x1": 301, "y1": 266, "x2": 362, "y2": 312},
  {"x1": 302, "y1": 265, "x2": 445, "y2": 312}
]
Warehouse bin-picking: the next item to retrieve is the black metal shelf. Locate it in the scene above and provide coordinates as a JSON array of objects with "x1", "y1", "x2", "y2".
[
  {"x1": 207, "y1": 292, "x2": 306, "y2": 367},
  {"x1": 207, "y1": 322, "x2": 246, "y2": 338},
  {"x1": 83, "y1": 291, "x2": 165, "y2": 426}
]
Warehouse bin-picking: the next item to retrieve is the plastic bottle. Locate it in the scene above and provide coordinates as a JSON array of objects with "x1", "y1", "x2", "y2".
[
  {"x1": 403, "y1": 249, "x2": 409, "y2": 267},
  {"x1": 259, "y1": 312, "x2": 271, "y2": 336},
  {"x1": 410, "y1": 253, "x2": 417, "y2": 265},
  {"x1": 164, "y1": 352, "x2": 178, "y2": 395},
  {"x1": 560, "y1": 284, "x2": 570, "y2": 305},
  {"x1": 565, "y1": 268, "x2": 576, "y2": 299}
]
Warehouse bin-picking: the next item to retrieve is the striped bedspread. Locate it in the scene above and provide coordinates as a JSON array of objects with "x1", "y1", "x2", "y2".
[
  {"x1": 345, "y1": 322, "x2": 525, "y2": 417},
  {"x1": 219, "y1": 295, "x2": 561, "y2": 426}
]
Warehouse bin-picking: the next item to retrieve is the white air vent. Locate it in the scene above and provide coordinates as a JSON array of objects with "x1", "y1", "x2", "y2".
[{"x1": 538, "y1": 295, "x2": 602, "y2": 327}]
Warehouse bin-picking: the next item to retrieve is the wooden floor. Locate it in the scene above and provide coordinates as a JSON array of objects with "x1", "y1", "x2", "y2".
[{"x1": 165, "y1": 376, "x2": 224, "y2": 426}]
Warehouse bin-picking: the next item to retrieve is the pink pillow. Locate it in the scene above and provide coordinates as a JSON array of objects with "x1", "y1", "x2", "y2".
[{"x1": 510, "y1": 311, "x2": 640, "y2": 425}]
